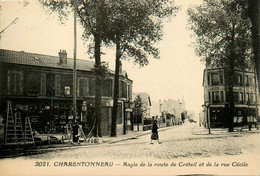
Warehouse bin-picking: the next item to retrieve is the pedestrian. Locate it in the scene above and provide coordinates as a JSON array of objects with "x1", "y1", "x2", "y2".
[
  {"x1": 150, "y1": 120, "x2": 160, "y2": 144},
  {"x1": 73, "y1": 121, "x2": 80, "y2": 144}
]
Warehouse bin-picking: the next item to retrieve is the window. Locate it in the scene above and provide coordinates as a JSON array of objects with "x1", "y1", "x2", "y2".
[
  {"x1": 78, "y1": 77, "x2": 88, "y2": 97},
  {"x1": 27, "y1": 72, "x2": 40, "y2": 95},
  {"x1": 212, "y1": 91, "x2": 220, "y2": 103},
  {"x1": 245, "y1": 75, "x2": 249, "y2": 86},
  {"x1": 221, "y1": 91, "x2": 224, "y2": 102},
  {"x1": 122, "y1": 82, "x2": 127, "y2": 98},
  {"x1": 8, "y1": 71, "x2": 23, "y2": 95},
  {"x1": 102, "y1": 79, "x2": 112, "y2": 97},
  {"x1": 208, "y1": 92, "x2": 211, "y2": 102},
  {"x1": 89, "y1": 78, "x2": 95, "y2": 96},
  {"x1": 211, "y1": 73, "x2": 219, "y2": 85},
  {"x1": 207, "y1": 75, "x2": 210, "y2": 86},
  {"x1": 46, "y1": 73, "x2": 54, "y2": 97},
  {"x1": 128, "y1": 84, "x2": 132, "y2": 100},
  {"x1": 249, "y1": 93, "x2": 255, "y2": 104},
  {"x1": 238, "y1": 92, "x2": 243, "y2": 104},
  {"x1": 220, "y1": 74, "x2": 224, "y2": 85},
  {"x1": 245, "y1": 93, "x2": 249, "y2": 104},
  {"x1": 234, "y1": 92, "x2": 239, "y2": 103},
  {"x1": 249, "y1": 77, "x2": 253, "y2": 86},
  {"x1": 54, "y1": 75, "x2": 61, "y2": 96},
  {"x1": 237, "y1": 74, "x2": 243, "y2": 86}
]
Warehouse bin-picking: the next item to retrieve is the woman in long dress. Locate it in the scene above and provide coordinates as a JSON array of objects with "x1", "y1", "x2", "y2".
[{"x1": 150, "y1": 120, "x2": 160, "y2": 144}]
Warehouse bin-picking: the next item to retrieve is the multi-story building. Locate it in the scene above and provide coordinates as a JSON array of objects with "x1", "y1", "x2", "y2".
[
  {"x1": 203, "y1": 65, "x2": 259, "y2": 127},
  {"x1": 0, "y1": 49, "x2": 133, "y2": 143}
]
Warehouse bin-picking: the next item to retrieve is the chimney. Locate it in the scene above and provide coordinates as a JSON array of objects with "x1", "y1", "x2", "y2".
[
  {"x1": 59, "y1": 50, "x2": 67, "y2": 65},
  {"x1": 119, "y1": 61, "x2": 122, "y2": 75}
]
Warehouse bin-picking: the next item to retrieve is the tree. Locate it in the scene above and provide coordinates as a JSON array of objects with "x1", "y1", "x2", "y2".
[
  {"x1": 188, "y1": 0, "x2": 253, "y2": 132},
  {"x1": 107, "y1": 0, "x2": 179, "y2": 137},
  {"x1": 39, "y1": 0, "x2": 111, "y2": 137},
  {"x1": 133, "y1": 95, "x2": 143, "y2": 131},
  {"x1": 248, "y1": 0, "x2": 260, "y2": 97}
]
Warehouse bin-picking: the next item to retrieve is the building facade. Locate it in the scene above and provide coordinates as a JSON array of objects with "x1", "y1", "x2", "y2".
[
  {"x1": 0, "y1": 49, "x2": 133, "y2": 144},
  {"x1": 203, "y1": 66, "x2": 259, "y2": 127}
]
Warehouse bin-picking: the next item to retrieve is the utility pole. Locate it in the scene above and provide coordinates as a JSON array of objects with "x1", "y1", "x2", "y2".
[
  {"x1": 205, "y1": 51, "x2": 211, "y2": 133},
  {"x1": 73, "y1": 0, "x2": 77, "y2": 123}
]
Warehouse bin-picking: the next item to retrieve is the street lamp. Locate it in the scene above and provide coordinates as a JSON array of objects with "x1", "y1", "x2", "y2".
[{"x1": 204, "y1": 101, "x2": 211, "y2": 134}]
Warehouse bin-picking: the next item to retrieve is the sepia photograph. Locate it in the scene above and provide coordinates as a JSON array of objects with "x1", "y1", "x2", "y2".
[{"x1": 0, "y1": 0, "x2": 259, "y2": 175}]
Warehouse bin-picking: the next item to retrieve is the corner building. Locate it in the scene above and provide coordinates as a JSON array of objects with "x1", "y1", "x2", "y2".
[
  {"x1": 0, "y1": 49, "x2": 133, "y2": 142},
  {"x1": 203, "y1": 64, "x2": 259, "y2": 127}
]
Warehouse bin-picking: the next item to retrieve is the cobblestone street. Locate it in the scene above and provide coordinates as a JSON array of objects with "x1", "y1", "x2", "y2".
[
  {"x1": 1, "y1": 123, "x2": 259, "y2": 175},
  {"x1": 15, "y1": 123, "x2": 258, "y2": 161}
]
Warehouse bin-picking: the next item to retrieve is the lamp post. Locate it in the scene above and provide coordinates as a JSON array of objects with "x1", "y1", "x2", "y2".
[{"x1": 205, "y1": 101, "x2": 211, "y2": 134}]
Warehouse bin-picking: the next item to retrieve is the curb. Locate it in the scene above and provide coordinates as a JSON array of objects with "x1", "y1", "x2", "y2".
[
  {"x1": 0, "y1": 126, "x2": 175, "y2": 158},
  {"x1": 105, "y1": 126, "x2": 173, "y2": 144},
  {"x1": 192, "y1": 128, "x2": 260, "y2": 136}
]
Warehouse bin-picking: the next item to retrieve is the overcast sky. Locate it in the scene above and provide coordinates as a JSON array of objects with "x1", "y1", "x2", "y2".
[{"x1": 0, "y1": 0, "x2": 204, "y2": 115}]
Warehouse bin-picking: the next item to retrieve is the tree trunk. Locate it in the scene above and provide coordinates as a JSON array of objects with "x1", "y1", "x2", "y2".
[
  {"x1": 248, "y1": 0, "x2": 260, "y2": 94},
  {"x1": 111, "y1": 40, "x2": 121, "y2": 137},
  {"x1": 94, "y1": 34, "x2": 102, "y2": 137},
  {"x1": 227, "y1": 51, "x2": 235, "y2": 132}
]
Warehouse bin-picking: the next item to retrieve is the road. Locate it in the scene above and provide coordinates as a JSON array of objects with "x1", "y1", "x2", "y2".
[{"x1": 0, "y1": 123, "x2": 259, "y2": 176}]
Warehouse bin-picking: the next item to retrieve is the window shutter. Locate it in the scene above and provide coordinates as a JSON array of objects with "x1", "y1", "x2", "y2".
[
  {"x1": 20, "y1": 71, "x2": 23, "y2": 95},
  {"x1": 16, "y1": 72, "x2": 21, "y2": 94},
  {"x1": 55, "y1": 75, "x2": 61, "y2": 96},
  {"x1": 40, "y1": 74, "x2": 46, "y2": 96}
]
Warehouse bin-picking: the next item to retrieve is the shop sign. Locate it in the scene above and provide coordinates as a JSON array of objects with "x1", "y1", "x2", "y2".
[{"x1": 125, "y1": 108, "x2": 132, "y2": 112}]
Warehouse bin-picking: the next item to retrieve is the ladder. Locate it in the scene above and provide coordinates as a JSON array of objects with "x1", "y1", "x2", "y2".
[
  {"x1": 14, "y1": 112, "x2": 24, "y2": 144},
  {"x1": 5, "y1": 101, "x2": 16, "y2": 145},
  {"x1": 78, "y1": 125, "x2": 87, "y2": 141},
  {"x1": 24, "y1": 117, "x2": 35, "y2": 145}
]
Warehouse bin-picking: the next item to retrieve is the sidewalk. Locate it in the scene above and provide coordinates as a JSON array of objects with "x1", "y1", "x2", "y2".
[
  {"x1": 101, "y1": 126, "x2": 172, "y2": 144},
  {"x1": 192, "y1": 125, "x2": 260, "y2": 136},
  {"x1": 0, "y1": 126, "x2": 173, "y2": 158}
]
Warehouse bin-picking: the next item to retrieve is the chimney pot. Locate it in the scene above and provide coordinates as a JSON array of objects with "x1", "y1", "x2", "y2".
[{"x1": 59, "y1": 50, "x2": 67, "y2": 65}]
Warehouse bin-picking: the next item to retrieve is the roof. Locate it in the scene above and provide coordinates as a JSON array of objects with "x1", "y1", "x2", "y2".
[{"x1": 0, "y1": 49, "x2": 95, "y2": 71}]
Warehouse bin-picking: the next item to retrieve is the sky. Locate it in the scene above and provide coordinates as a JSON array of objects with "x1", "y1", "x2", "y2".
[{"x1": 0, "y1": 0, "x2": 204, "y2": 114}]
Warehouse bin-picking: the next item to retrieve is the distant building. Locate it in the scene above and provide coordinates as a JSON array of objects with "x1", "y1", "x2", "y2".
[
  {"x1": 133, "y1": 92, "x2": 186, "y2": 129},
  {"x1": 160, "y1": 98, "x2": 186, "y2": 125}
]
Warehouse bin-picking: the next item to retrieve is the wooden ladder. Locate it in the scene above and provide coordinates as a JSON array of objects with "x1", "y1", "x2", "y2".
[
  {"x1": 24, "y1": 117, "x2": 35, "y2": 145},
  {"x1": 14, "y1": 112, "x2": 25, "y2": 144},
  {"x1": 5, "y1": 101, "x2": 16, "y2": 145}
]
